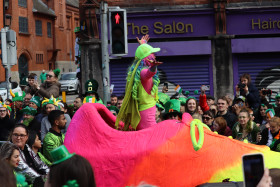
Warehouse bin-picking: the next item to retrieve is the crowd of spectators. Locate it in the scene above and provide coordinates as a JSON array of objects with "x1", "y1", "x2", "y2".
[
  {"x1": 0, "y1": 70, "x2": 279, "y2": 186},
  {"x1": 156, "y1": 73, "x2": 280, "y2": 149}
]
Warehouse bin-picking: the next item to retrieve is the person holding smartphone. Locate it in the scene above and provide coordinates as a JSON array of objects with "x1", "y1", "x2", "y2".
[
  {"x1": 232, "y1": 108, "x2": 260, "y2": 143},
  {"x1": 24, "y1": 73, "x2": 38, "y2": 96},
  {"x1": 257, "y1": 117, "x2": 280, "y2": 152},
  {"x1": 242, "y1": 153, "x2": 272, "y2": 187}
]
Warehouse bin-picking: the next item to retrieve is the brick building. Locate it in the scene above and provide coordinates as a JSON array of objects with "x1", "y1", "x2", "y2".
[{"x1": 0, "y1": 0, "x2": 79, "y2": 83}]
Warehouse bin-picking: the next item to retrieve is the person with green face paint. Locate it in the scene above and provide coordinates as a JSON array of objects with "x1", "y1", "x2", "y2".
[{"x1": 20, "y1": 106, "x2": 42, "y2": 138}]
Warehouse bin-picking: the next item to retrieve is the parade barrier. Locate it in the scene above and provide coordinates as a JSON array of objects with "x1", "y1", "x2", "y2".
[{"x1": 64, "y1": 103, "x2": 280, "y2": 187}]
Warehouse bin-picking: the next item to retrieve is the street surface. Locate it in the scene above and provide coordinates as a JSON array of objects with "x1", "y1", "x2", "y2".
[{"x1": 63, "y1": 92, "x2": 78, "y2": 105}]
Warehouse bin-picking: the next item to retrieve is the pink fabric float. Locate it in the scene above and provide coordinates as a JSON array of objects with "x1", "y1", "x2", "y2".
[{"x1": 64, "y1": 103, "x2": 188, "y2": 187}]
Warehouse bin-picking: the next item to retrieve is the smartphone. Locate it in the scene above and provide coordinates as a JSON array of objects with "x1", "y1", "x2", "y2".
[
  {"x1": 34, "y1": 75, "x2": 37, "y2": 81},
  {"x1": 202, "y1": 85, "x2": 210, "y2": 91},
  {"x1": 242, "y1": 153, "x2": 264, "y2": 187},
  {"x1": 164, "y1": 82, "x2": 168, "y2": 89}
]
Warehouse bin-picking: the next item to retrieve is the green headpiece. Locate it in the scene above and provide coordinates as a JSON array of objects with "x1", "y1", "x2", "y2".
[
  {"x1": 164, "y1": 99, "x2": 181, "y2": 114},
  {"x1": 74, "y1": 27, "x2": 80, "y2": 33},
  {"x1": 135, "y1": 44, "x2": 160, "y2": 60},
  {"x1": 63, "y1": 180, "x2": 79, "y2": 187},
  {"x1": 266, "y1": 109, "x2": 275, "y2": 116},
  {"x1": 85, "y1": 79, "x2": 98, "y2": 94},
  {"x1": 158, "y1": 92, "x2": 170, "y2": 105},
  {"x1": 156, "y1": 103, "x2": 164, "y2": 111},
  {"x1": 178, "y1": 97, "x2": 187, "y2": 105},
  {"x1": 42, "y1": 96, "x2": 61, "y2": 107},
  {"x1": 0, "y1": 102, "x2": 11, "y2": 112},
  {"x1": 20, "y1": 106, "x2": 37, "y2": 116},
  {"x1": 187, "y1": 96, "x2": 196, "y2": 101},
  {"x1": 30, "y1": 96, "x2": 41, "y2": 107},
  {"x1": 107, "y1": 105, "x2": 119, "y2": 115},
  {"x1": 53, "y1": 69, "x2": 60, "y2": 77},
  {"x1": 11, "y1": 90, "x2": 26, "y2": 102},
  {"x1": 50, "y1": 145, "x2": 75, "y2": 165}
]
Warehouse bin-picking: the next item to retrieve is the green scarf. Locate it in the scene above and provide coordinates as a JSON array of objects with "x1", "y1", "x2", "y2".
[{"x1": 115, "y1": 59, "x2": 142, "y2": 130}]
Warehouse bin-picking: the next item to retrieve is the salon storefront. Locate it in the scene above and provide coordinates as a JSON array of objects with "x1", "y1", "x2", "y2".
[
  {"x1": 109, "y1": 9, "x2": 215, "y2": 97},
  {"x1": 227, "y1": 7, "x2": 280, "y2": 99}
]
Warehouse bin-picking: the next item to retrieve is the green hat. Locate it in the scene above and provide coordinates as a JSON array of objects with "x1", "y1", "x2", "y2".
[
  {"x1": 135, "y1": 44, "x2": 160, "y2": 60},
  {"x1": 236, "y1": 96, "x2": 246, "y2": 103},
  {"x1": 158, "y1": 92, "x2": 170, "y2": 105},
  {"x1": 0, "y1": 102, "x2": 11, "y2": 112},
  {"x1": 164, "y1": 99, "x2": 181, "y2": 114},
  {"x1": 85, "y1": 79, "x2": 98, "y2": 94},
  {"x1": 187, "y1": 96, "x2": 196, "y2": 101},
  {"x1": 265, "y1": 108, "x2": 275, "y2": 115},
  {"x1": 42, "y1": 96, "x2": 61, "y2": 107},
  {"x1": 53, "y1": 69, "x2": 60, "y2": 77},
  {"x1": 11, "y1": 91, "x2": 26, "y2": 102},
  {"x1": 20, "y1": 106, "x2": 37, "y2": 116},
  {"x1": 276, "y1": 94, "x2": 280, "y2": 99},
  {"x1": 156, "y1": 103, "x2": 164, "y2": 111},
  {"x1": 50, "y1": 145, "x2": 75, "y2": 165},
  {"x1": 178, "y1": 97, "x2": 187, "y2": 105},
  {"x1": 74, "y1": 27, "x2": 80, "y2": 33},
  {"x1": 107, "y1": 105, "x2": 119, "y2": 115},
  {"x1": 30, "y1": 96, "x2": 41, "y2": 107}
]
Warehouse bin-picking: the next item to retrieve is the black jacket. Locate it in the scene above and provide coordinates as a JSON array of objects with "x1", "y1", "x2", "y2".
[
  {"x1": 0, "y1": 115, "x2": 15, "y2": 141},
  {"x1": 216, "y1": 110, "x2": 237, "y2": 129},
  {"x1": 241, "y1": 83, "x2": 260, "y2": 110},
  {"x1": 258, "y1": 128, "x2": 280, "y2": 147}
]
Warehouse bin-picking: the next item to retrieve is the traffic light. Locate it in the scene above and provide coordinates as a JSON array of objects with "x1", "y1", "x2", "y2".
[
  {"x1": 109, "y1": 8, "x2": 127, "y2": 56},
  {"x1": 6, "y1": 30, "x2": 17, "y2": 66},
  {"x1": 0, "y1": 28, "x2": 17, "y2": 66},
  {"x1": 1, "y1": 28, "x2": 8, "y2": 66}
]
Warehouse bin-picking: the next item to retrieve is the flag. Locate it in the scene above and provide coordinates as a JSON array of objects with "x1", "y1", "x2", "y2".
[
  {"x1": 175, "y1": 85, "x2": 182, "y2": 94},
  {"x1": 267, "y1": 110, "x2": 275, "y2": 120}
]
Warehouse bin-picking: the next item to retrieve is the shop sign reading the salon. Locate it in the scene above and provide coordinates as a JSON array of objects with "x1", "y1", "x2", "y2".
[{"x1": 127, "y1": 21, "x2": 194, "y2": 35}]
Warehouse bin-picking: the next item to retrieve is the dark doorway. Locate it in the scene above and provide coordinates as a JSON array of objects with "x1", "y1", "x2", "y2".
[{"x1": 18, "y1": 55, "x2": 29, "y2": 86}]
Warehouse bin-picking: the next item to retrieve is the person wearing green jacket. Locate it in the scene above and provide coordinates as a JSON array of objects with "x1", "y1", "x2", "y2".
[
  {"x1": 39, "y1": 70, "x2": 47, "y2": 84},
  {"x1": 43, "y1": 110, "x2": 66, "y2": 162}
]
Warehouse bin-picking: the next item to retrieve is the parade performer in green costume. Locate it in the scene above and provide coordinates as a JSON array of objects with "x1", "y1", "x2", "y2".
[{"x1": 115, "y1": 35, "x2": 162, "y2": 130}]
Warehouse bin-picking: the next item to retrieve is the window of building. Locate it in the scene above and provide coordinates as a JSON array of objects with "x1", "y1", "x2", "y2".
[
  {"x1": 18, "y1": 0, "x2": 27, "y2": 8},
  {"x1": 67, "y1": 18, "x2": 70, "y2": 30},
  {"x1": 36, "y1": 53, "x2": 44, "y2": 64},
  {"x1": 59, "y1": 0, "x2": 63, "y2": 27},
  {"x1": 35, "y1": 20, "x2": 42, "y2": 36},
  {"x1": 19, "y1": 17, "x2": 28, "y2": 33},
  {"x1": 47, "y1": 22, "x2": 52, "y2": 38}
]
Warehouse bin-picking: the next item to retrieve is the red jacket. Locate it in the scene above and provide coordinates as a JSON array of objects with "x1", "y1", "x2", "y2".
[{"x1": 199, "y1": 94, "x2": 209, "y2": 112}]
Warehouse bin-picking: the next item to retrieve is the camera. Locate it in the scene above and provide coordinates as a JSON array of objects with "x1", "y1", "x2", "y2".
[
  {"x1": 238, "y1": 83, "x2": 246, "y2": 89},
  {"x1": 262, "y1": 89, "x2": 272, "y2": 95}
]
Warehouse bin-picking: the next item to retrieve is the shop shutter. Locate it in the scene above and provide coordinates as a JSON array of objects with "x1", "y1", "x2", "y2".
[
  {"x1": 237, "y1": 54, "x2": 280, "y2": 98},
  {"x1": 110, "y1": 55, "x2": 212, "y2": 99},
  {"x1": 110, "y1": 58, "x2": 133, "y2": 96}
]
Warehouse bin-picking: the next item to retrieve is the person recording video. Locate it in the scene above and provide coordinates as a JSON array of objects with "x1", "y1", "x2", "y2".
[{"x1": 235, "y1": 73, "x2": 260, "y2": 110}]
